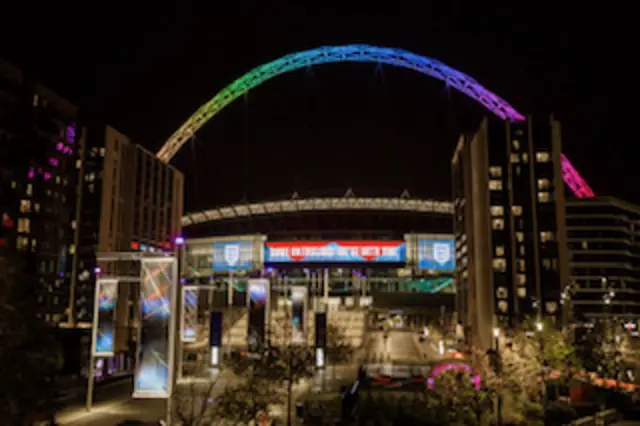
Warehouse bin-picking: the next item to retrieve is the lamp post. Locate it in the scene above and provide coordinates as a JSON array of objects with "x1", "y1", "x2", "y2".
[
  {"x1": 535, "y1": 321, "x2": 547, "y2": 406},
  {"x1": 493, "y1": 327, "x2": 503, "y2": 426}
]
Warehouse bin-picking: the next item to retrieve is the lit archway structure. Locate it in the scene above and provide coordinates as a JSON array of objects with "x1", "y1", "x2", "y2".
[{"x1": 157, "y1": 44, "x2": 594, "y2": 198}]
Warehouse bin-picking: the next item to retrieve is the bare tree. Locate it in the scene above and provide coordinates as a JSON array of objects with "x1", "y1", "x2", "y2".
[{"x1": 171, "y1": 376, "x2": 221, "y2": 425}]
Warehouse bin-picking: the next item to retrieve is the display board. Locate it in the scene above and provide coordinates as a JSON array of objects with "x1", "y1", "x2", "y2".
[
  {"x1": 92, "y1": 278, "x2": 118, "y2": 357},
  {"x1": 417, "y1": 239, "x2": 455, "y2": 271},
  {"x1": 134, "y1": 257, "x2": 177, "y2": 399},
  {"x1": 265, "y1": 241, "x2": 406, "y2": 263},
  {"x1": 212, "y1": 240, "x2": 254, "y2": 271}
]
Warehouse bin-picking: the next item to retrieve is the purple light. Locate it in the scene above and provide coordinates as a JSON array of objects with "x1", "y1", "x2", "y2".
[
  {"x1": 94, "y1": 267, "x2": 101, "y2": 274},
  {"x1": 66, "y1": 125, "x2": 76, "y2": 144},
  {"x1": 43, "y1": 172, "x2": 51, "y2": 181},
  {"x1": 49, "y1": 157, "x2": 59, "y2": 167},
  {"x1": 27, "y1": 167, "x2": 35, "y2": 179},
  {"x1": 56, "y1": 142, "x2": 64, "y2": 151},
  {"x1": 561, "y1": 154, "x2": 595, "y2": 198},
  {"x1": 174, "y1": 236, "x2": 185, "y2": 246}
]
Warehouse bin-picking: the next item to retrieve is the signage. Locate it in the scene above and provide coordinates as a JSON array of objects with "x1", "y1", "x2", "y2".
[
  {"x1": 417, "y1": 239, "x2": 455, "y2": 271},
  {"x1": 291, "y1": 287, "x2": 307, "y2": 345},
  {"x1": 212, "y1": 241, "x2": 253, "y2": 271},
  {"x1": 181, "y1": 287, "x2": 198, "y2": 343},
  {"x1": 265, "y1": 241, "x2": 405, "y2": 263},
  {"x1": 92, "y1": 279, "x2": 117, "y2": 357},
  {"x1": 134, "y1": 258, "x2": 177, "y2": 399},
  {"x1": 247, "y1": 279, "x2": 269, "y2": 351}
]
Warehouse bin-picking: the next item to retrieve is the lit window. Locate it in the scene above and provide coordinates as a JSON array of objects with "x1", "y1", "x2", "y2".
[
  {"x1": 17, "y1": 218, "x2": 30, "y2": 233},
  {"x1": 517, "y1": 287, "x2": 527, "y2": 298},
  {"x1": 16, "y1": 236, "x2": 29, "y2": 250},
  {"x1": 540, "y1": 231, "x2": 555, "y2": 243},
  {"x1": 517, "y1": 274, "x2": 526, "y2": 285},
  {"x1": 510, "y1": 153, "x2": 520, "y2": 163},
  {"x1": 516, "y1": 232, "x2": 524, "y2": 243},
  {"x1": 69, "y1": 245, "x2": 76, "y2": 255},
  {"x1": 512, "y1": 139, "x2": 520, "y2": 150},
  {"x1": 536, "y1": 152, "x2": 551, "y2": 163},
  {"x1": 34, "y1": 203, "x2": 40, "y2": 212},
  {"x1": 581, "y1": 240, "x2": 588, "y2": 249},
  {"x1": 521, "y1": 153, "x2": 528, "y2": 163},
  {"x1": 493, "y1": 258, "x2": 507, "y2": 272},
  {"x1": 20, "y1": 200, "x2": 31, "y2": 213},
  {"x1": 519, "y1": 245, "x2": 526, "y2": 256},
  {"x1": 33, "y1": 93, "x2": 39, "y2": 106},
  {"x1": 76, "y1": 159, "x2": 82, "y2": 169},
  {"x1": 489, "y1": 166, "x2": 502, "y2": 178},
  {"x1": 11, "y1": 180, "x2": 17, "y2": 189},
  {"x1": 511, "y1": 205, "x2": 523, "y2": 216},
  {"x1": 538, "y1": 192, "x2": 550, "y2": 202},
  {"x1": 516, "y1": 259, "x2": 526, "y2": 272},
  {"x1": 31, "y1": 238, "x2": 37, "y2": 249},
  {"x1": 56, "y1": 176, "x2": 61, "y2": 184},
  {"x1": 538, "y1": 179, "x2": 550, "y2": 190},
  {"x1": 490, "y1": 206, "x2": 504, "y2": 216},
  {"x1": 71, "y1": 220, "x2": 77, "y2": 230},
  {"x1": 26, "y1": 184, "x2": 33, "y2": 196},
  {"x1": 543, "y1": 259, "x2": 551, "y2": 270},
  {"x1": 496, "y1": 246, "x2": 505, "y2": 257},
  {"x1": 492, "y1": 218, "x2": 505, "y2": 230},
  {"x1": 100, "y1": 147, "x2": 106, "y2": 156},
  {"x1": 489, "y1": 180, "x2": 503, "y2": 190}
]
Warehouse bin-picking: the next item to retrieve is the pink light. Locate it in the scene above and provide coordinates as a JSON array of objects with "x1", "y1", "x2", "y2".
[
  {"x1": 27, "y1": 167, "x2": 35, "y2": 179},
  {"x1": 56, "y1": 142, "x2": 64, "y2": 151},
  {"x1": 48, "y1": 157, "x2": 59, "y2": 167},
  {"x1": 561, "y1": 154, "x2": 595, "y2": 198},
  {"x1": 43, "y1": 172, "x2": 51, "y2": 181},
  {"x1": 66, "y1": 125, "x2": 76, "y2": 144}
]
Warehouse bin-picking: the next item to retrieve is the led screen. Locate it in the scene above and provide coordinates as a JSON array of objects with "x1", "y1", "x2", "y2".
[
  {"x1": 264, "y1": 241, "x2": 405, "y2": 263},
  {"x1": 417, "y1": 239, "x2": 455, "y2": 271},
  {"x1": 291, "y1": 287, "x2": 306, "y2": 345},
  {"x1": 181, "y1": 287, "x2": 198, "y2": 343},
  {"x1": 247, "y1": 279, "x2": 268, "y2": 351},
  {"x1": 212, "y1": 240, "x2": 254, "y2": 271},
  {"x1": 134, "y1": 258, "x2": 176, "y2": 399},
  {"x1": 93, "y1": 279, "x2": 117, "y2": 357}
]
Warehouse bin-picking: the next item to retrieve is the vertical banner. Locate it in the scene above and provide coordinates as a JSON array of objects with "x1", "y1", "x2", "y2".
[
  {"x1": 210, "y1": 312, "x2": 223, "y2": 366},
  {"x1": 315, "y1": 312, "x2": 327, "y2": 348},
  {"x1": 181, "y1": 287, "x2": 198, "y2": 343},
  {"x1": 290, "y1": 287, "x2": 307, "y2": 345},
  {"x1": 247, "y1": 278, "x2": 269, "y2": 352},
  {"x1": 134, "y1": 257, "x2": 177, "y2": 399},
  {"x1": 92, "y1": 278, "x2": 118, "y2": 357}
]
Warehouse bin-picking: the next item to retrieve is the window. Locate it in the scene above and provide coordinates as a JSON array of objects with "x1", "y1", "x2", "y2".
[
  {"x1": 581, "y1": 240, "x2": 588, "y2": 249},
  {"x1": 17, "y1": 218, "x2": 30, "y2": 233},
  {"x1": 33, "y1": 93, "x2": 39, "y2": 106},
  {"x1": 493, "y1": 258, "x2": 507, "y2": 272},
  {"x1": 490, "y1": 206, "x2": 504, "y2": 217},
  {"x1": 512, "y1": 139, "x2": 520, "y2": 150},
  {"x1": 516, "y1": 232, "x2": 524, "y2": 243},
  {"x1": 100, "y1": 147, "x2": 106, "y2": 156},
  {"x1": 543, "y1": 259, "x2": 551, "y2": 270},
  {"x1": 489, "y1": 166, "x2": 502, "y2": 178},
  {"x1": 540, "y1": 231, "x2": 555, "y2": 242},
  {"x1": 512, "y1": 205, "x2": 523, "y2": 216},
  {"x1": 69, "y1": 244, "x2": 76, "y2": 255},
  {"x1": 538, "y1": 192, "x2": 550, "y2": 202},
  {"x1": 516, "y1": 259, "x2": 526, "y2": 272},
  {"x1": 517, "y1": 287, "x2": 527, "y2": 298},
  {"x1": 76, "y1": 159, "x2": 82, "y2": 169},
  {"x1": 492, "y1": 218, "x2": 505, "y2": 230},
  {"x1": 522, "y1": 153, "x2": 528, "y2": 163},
  {"x1": 510, "y1": 153, "x2": 520, "y2": 163},
  {"x1": 496, "y1": 245, "x2": 505, "y2": 257},
  {"x1": 26, "y1": 184, "x2": 33, "y2": 196},
  {"x1": 16, "y1": 236, "x2": 28, "y2": 250},
  {"x1": 489, "y1": 180, "x2": 503, "y2": 190},
  {"x1": 519, "y1": 245, "x2": 526, "y2": 256},
  {"x1": 516, "y1": 274, "x2": 527, "y2": 285},
  {"x1": 538, "y1": 178, "x2": 550, "y2": 190},
  {"x1": 536, "y1": 152, "x2": 551, "y2": 162},
  {"x1": 71, "y1": 220, "x2": 77, "y2": 230},
  {"x1": 34, "y1": 203, "x2": 40, "y2": 212},
  {"x1": 20, "y1": 200, "x2": 31, "y2": 213}
]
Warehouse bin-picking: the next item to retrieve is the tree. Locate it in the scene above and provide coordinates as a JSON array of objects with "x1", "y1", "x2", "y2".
[
  {"x1": 0, "y1": 256, "x2": 63, "y2": 424},
  {"x1": 172, "y1": 378, "x2": 219, "y2": 426}
]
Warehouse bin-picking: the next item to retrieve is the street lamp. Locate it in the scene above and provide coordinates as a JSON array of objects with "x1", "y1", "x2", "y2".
[
  {"x1": 536, "y1": 322, "x2": 544, "y2": 332},
  {"x1": 492, "y1": 327, "x2": 502, "y2": 426}
]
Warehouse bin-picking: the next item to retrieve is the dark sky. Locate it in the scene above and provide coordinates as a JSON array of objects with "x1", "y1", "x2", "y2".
[{"x1": 0, "y1": 3, "x2": 631, "y2": 211}]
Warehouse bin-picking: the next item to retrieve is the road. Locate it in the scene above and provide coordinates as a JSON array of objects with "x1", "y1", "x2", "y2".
[{"x1": 364, "y1": 330, "x2": 431, "y2": 364}]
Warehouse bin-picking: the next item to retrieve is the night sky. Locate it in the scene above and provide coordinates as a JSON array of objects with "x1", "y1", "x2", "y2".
[{"x1": 0, "y1": 4, "x2": 631, "y2": 211}]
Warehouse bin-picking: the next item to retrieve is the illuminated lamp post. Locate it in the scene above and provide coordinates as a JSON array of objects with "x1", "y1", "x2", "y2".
[{"x1": 492, "y1": 327, "x2": 503, "y2": 426}]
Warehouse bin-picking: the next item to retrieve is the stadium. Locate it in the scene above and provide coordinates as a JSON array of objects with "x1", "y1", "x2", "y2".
[{"x1": 179, "y1": 190, "x2": 458, "y2": 371}]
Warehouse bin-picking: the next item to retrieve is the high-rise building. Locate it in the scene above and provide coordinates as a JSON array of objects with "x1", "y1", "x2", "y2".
[
  {"x1": 0, "y1": 58, "x2": 81, "y2": 325},
  {"x1": 452, "y1": 116, "x2": 570, "y2": 349},
  {"x1": 566, "y1": 196, "x2": 640, "y2": 321},
  {"x1": 71, "y1": 124, "x2": 184, "y2": 360}
]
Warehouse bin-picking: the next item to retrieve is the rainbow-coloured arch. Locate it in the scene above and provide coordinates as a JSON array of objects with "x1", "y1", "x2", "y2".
[{"x1": 156, "y1": 44, "x2": 594, "y2": 198}]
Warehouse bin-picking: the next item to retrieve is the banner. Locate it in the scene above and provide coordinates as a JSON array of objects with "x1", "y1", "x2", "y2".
[
  {"x1": 417, "y1": 239, "x2": 455, "y2": 271},
  {"x1": 247, "y1": 278, "x2": 269, "y2": 351},
  {"x1": 134, "y1": 257, "x2": 177, "y2": 399},
  {"x1": 212, "y1": 240, "x2": 254, "y2": 271},
  {"x1": 181, "y1": 287, "x2": 198, "y2": 343},
  {"x1": 290, "y1": 287, "x2": 306, "y2": 345},
  {"x1": 265, "y1": 241, "x2": 406, "y2": 263},
  {"x1": 315, "y1": 312, "x2": 327, "y2": 348},
  {"x1": 210, "y1": 311, "x2": 223, "y2": 347},
  {"x1": 92, "y1": 278, "x2": 117, "y2": 357}
]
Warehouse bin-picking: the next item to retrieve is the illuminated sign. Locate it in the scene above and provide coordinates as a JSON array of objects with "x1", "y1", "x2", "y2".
[
  {"x1": 212, "y1": 240, "x2": 253, "y2": 271},
  {"x1": 181, "y1": 287, "x2": 198, "y2": 343},
  {"x1": 92, "y1": 279, "x2": 117, "y2": 357},
  {"x1": 134, "y1": 258, "x2": 177, "y2": 399},
  {"x1": 417, "y1": 239, "x2": 455, "y2": 271},
  {"x1": 247, "y1": 279, "x2": 269, "y2": 351},
  {"x1": 264, "y1": 241, "x2": 406, "y2": 263}
]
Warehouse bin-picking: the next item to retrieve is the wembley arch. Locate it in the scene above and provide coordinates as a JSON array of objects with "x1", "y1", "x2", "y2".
[{"x1": 156, "y1": 44, "x2": 594, "y2": 198}]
